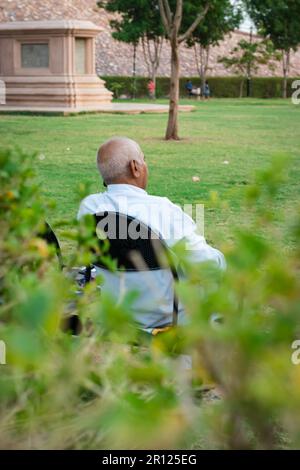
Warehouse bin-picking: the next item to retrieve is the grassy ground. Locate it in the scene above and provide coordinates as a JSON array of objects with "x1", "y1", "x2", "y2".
[{"x1": 0, "y1": 98, "x2": 299, "y2": 252}]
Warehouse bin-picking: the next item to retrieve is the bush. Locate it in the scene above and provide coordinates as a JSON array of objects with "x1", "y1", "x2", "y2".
[
  {"x1": 0, "y1": 147, "x2": 191, "y2": 449},
  {"x1": 101, "y1": 75, "x2": 298, "y2": 99},
  {"x1": 102, "y1": 76, "x2": 150, "y2": 98},
  {"x1": 1, "y1": 147, "x2": 300, "y2": 449}
]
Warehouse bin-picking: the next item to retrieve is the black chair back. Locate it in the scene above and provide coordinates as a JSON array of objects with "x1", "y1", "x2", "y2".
[
  {"x1": 40, "y1": 221, "x2": 63, "y2": 269},
  {"x1": 92, "y1": 212, "x2": 179, "y2": 326}
]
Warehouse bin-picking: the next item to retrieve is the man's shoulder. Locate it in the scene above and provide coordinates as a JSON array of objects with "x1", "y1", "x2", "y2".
[
  {"x1": 77, "y1": 193, "x2": 104, "y2": 219},
  {"x1": 82, "y1": 192, "x2": 102, "y2": 202},
  {"x1": 146, "y1": 193, "x2": 177, "y2": 209}
]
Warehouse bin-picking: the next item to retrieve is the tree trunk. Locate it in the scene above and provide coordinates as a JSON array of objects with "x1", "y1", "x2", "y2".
[
  {"x1": 283, "y1": 75, "x2": 287, "y2": 99},
  {"x1": 282, "y1": 49, "x2": 290, "y2": 99},
  {"x1": 150, "y1": 55, "x2": 158, "y2": 100},
  {"x1": 194, "y1": 44, "x2": 209, "y2": 100},
  {"x1": 201, "y1": 46, "x2": 210, "y2": 100},
  {"x1": 239, "y1": 79, "x2": 244, "y2": 98},
  {"x1": 201, "y1": 75, "x2": 206, "y2": 100},
  {"x1": 142, "y1": 37, "x2": 163, "y2": 101},
  {"x1": 132, "y1": 43, "x2": 137, "y2": 99},
  {"x1": 151, "y1": 73, "x2": 157, "y2": 100},
  {"x1": 151, "y1": 38, "x2": 163, "y2": 100},
  {"x1": 165, "y1": 39, "x2": 180, "y2": 140},
  {"x1": 200, "y1": 47, "x2": 206, "y2": 99}
]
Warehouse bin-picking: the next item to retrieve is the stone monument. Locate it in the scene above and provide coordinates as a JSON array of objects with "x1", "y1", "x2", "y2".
[{"x1": 0, "y1": 20, "x2": 112, "y2": 112}]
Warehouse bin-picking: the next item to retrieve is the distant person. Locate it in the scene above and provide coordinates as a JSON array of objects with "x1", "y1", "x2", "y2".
[
  {"x1": 185, "y1": 80, "x2": 193, "y2": 98},
  {"x1": 147, "y1": 80, "x2": 155, "y2": 99},
  {"x1": 203, "y1": 81, "x2": 211, "y2": 100}
]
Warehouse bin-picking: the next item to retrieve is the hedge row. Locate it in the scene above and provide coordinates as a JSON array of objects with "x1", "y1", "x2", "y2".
[{"x1": 100, "y1": 75, "x2": 299, "y2": 99}]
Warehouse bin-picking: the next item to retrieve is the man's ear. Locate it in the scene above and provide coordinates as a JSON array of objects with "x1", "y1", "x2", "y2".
[{"x1": 129, "y1": 159, "x2": 140, "y2": 178}]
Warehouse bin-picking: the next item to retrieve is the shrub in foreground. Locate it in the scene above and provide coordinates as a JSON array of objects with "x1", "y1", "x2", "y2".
[{"x1": 0, "y1": 148, "x2": 300, "y2": 449}]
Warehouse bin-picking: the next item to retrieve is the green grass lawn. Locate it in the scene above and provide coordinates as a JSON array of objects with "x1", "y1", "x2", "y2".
[{"x1": 0, "y1": 98, "x2": 299, "y2": 252}]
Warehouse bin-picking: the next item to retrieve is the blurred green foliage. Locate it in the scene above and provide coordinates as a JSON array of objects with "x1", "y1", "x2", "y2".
[{"x1": 0, "y1": 147, "x2": 300, "y2": 449}]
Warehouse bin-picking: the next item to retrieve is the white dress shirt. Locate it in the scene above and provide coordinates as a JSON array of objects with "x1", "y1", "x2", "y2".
[{"x1": 77, "y1": 184, "x2": 226, "y2": 331}]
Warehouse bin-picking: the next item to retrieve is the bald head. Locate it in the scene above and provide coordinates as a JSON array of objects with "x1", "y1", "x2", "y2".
[{"x1": 97, "y1": 137, "x2": 148, "y2": 189}]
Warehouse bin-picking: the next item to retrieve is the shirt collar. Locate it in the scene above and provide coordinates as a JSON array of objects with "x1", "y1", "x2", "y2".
[{"x1": 106, "y1": 184, "x2": 147, "y2": 195}]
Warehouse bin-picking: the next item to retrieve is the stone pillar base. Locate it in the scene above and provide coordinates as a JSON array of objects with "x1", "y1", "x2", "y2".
[
  {"x1": 2, "y1": 75, "x2": 112, "y2": 108},
  {"x1": 0, "y1": 20, "x2": 113, "y2": 110}
]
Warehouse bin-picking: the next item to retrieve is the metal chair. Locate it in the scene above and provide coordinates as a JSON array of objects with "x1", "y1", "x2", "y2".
[
  {"x1": 90, "y1": 211, "x2": 180, "y2": 333},
  {"x1": 40, "y1": 222, "x2": 84, "y2": 334},
  {"x1": 40, "y1": 221, "x2": 63, "y2": 269}
]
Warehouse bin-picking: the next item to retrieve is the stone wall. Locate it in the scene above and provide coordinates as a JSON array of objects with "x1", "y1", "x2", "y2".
[{"x1": 1, "y1": 0, "x2": 300, "y2": 77}]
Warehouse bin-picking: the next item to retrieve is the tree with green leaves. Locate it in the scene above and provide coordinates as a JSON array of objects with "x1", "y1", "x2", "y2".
[
  {"x1": 244, "y1": 0, "x2": 300, "y2": 98},
  {"x1": 185, "y1": 1, "x2": 242, "y2": 97},
  {"x1": 98, "y1": 1, "x2": 164, "y2": 98},
  {"x1": 218, "y1": 37, "x2": 280, "y2": 97},
  {"x1": 158, "y1": 0, "x2": 211, "y2": 140}
]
